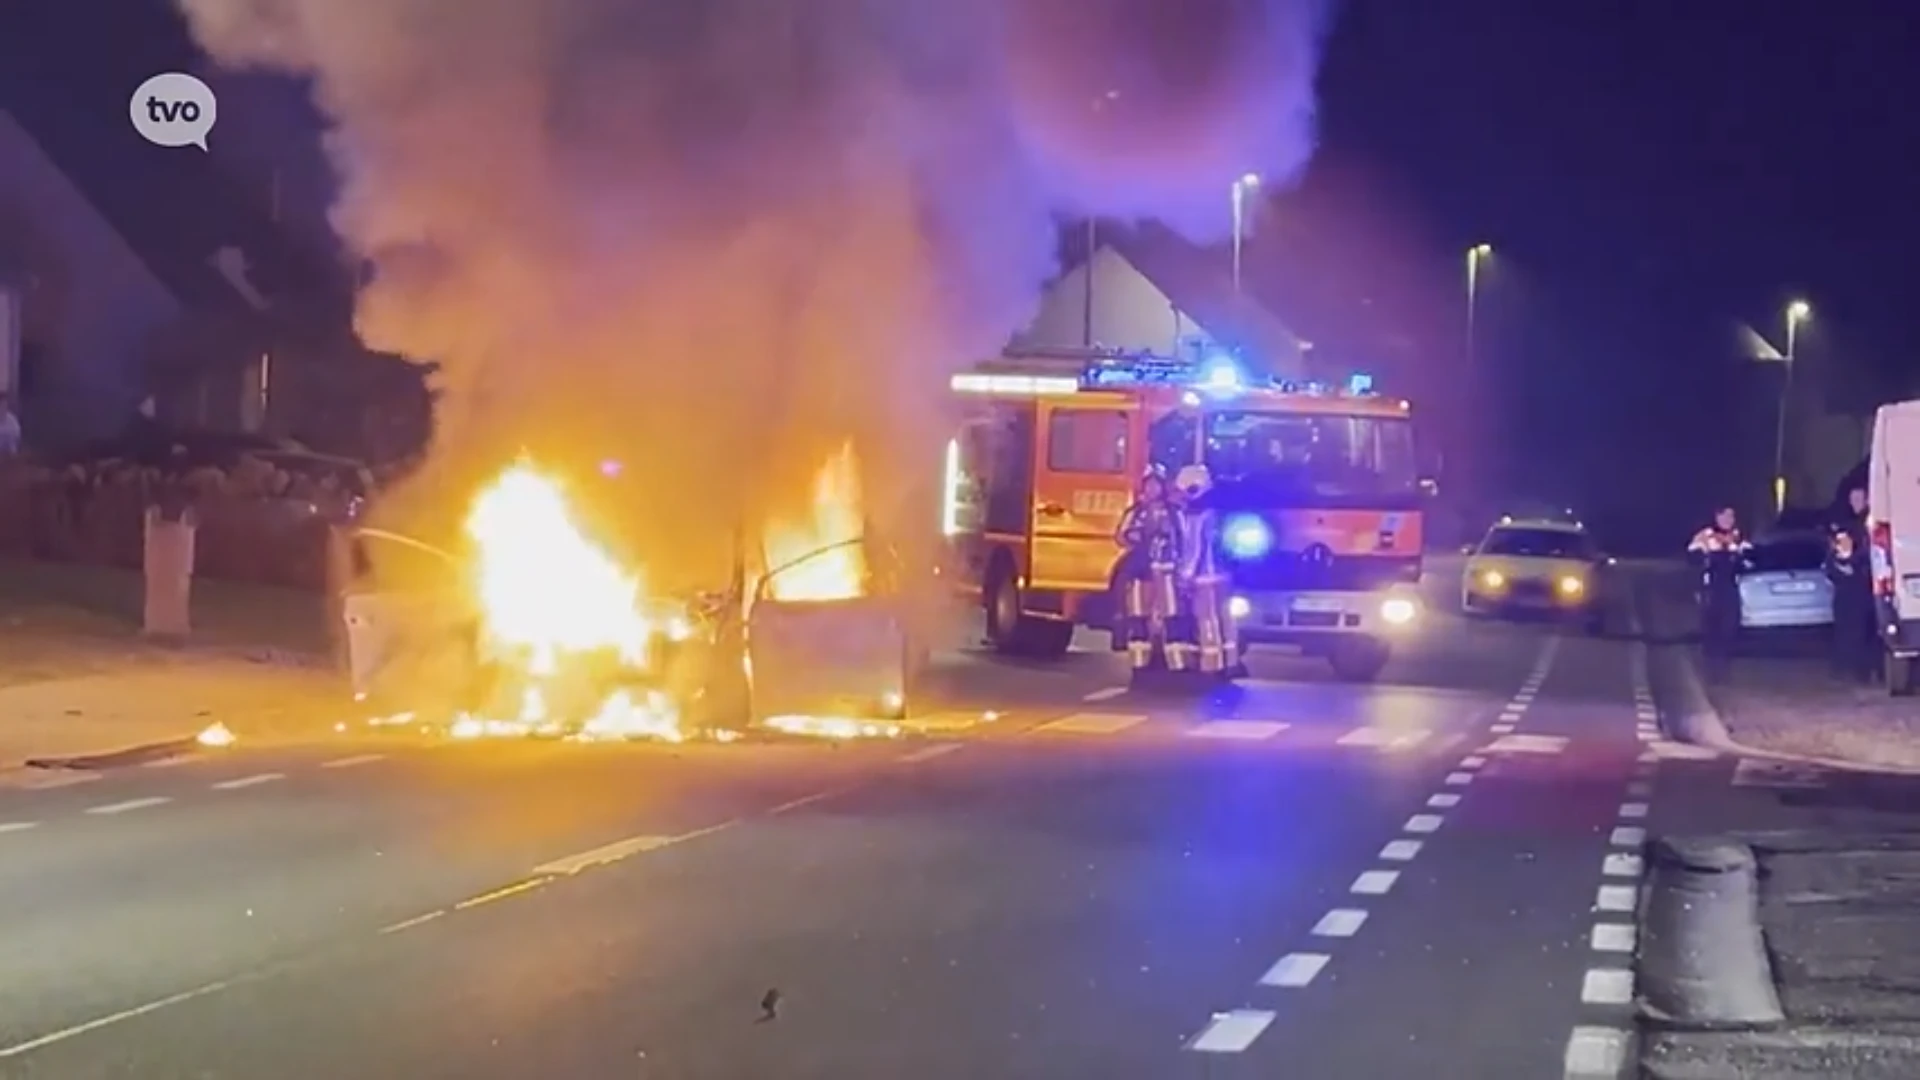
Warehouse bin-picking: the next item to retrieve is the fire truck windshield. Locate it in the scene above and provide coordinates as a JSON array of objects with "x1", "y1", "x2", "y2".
[{"x1": 1200, "y1": 411, "x2": 1418, "y2": 498}]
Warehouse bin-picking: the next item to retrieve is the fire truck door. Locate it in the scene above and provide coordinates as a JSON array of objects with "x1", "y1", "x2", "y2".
[{"x1": 1029, "y1": 401, "x2": 1135, "y2": 592}]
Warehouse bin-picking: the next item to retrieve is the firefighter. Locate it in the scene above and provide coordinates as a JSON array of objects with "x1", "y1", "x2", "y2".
[
  {"x1": 1687, "y1": 506, "x2": 1749, "y2": 683},
  {"x1": 1115, "y1": 466, "x2": 1183, "y2": 672},
  {"x1": 1174, "y1": 463, "x2": 1238, "y2": 677},
  {"x1": 1827, "y1": 486, "x2": 1876, "y2": 683}
]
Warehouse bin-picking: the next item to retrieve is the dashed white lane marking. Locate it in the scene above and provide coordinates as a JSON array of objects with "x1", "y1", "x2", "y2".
[
  {"x1": 1, "y1": 771, "x2": 102, "y2": 791},
  {"x1": 1562, "y1": 1025, "x2": 1631, "y2": 1078},
  {"x1": 1485, "y1": 733, "x2": 1567, "y2": 755},
  {"x1": 1187, "y1": 1009, "x2": 1275, "y2": 1052},
  {"x1": 1609, "y1": 826, "x2": 1645, "y2": 847},
  {"x1": 1603, "y1": 853, "x2": 1644, "y2": 878},
  {"x1": 141, "y1": 756, "x2": 195, "y2": 769},
  {"x1": 1444, "y1": 771, "x2": 1475, "y2": 786},
  {"x1": 1403, "y1": 814, "x2": 1444, "y2": 834},
  {"x1": 898, "y1": 744, "x2": 962, "y2": 763},
  {"x1": 1591, "y1": 923, "x2": 1637, "y2": 953},
  {"x1": 530, "y1": 833, "x2": 677, "y2": 876},
  {"x1": 1498, "y1": 709, "x2": 1523, "y2": 722},
  {"x1": 1581, "y1": 968, "x2": 1635, "y2": 1005},
  {"x1": 1594, "y1": 885, "x2": 1636, "y2": 912},
  {"x1": 1489, "y1": 723, "x2": 1516, "y2": 735},
  {"x1": 1460, "y1": 755, "x2": 1487, "y2": 769},
  {"x1": 85, "y1": 796, "x2": 171, "y2": 816},
  {"x1": 0, "y1": 974, "x2": 246, "y2": 1059},
  {"x1": 210, "y1": 772, "x2": 285, "y2": 791},
  {"x1": 1426, "y1": 793, "x2": 1461, "y2": 809},
  {"x1": 0, "y1": 822, "x2": 38, "y2": 834},
  {"x1": 1336, "y1": 727, "x2": 1430, "y2": 749},
  {"x1": 1311, "y1": 909, "x2": 1369, "y2": 938},
  {"x1": 1036, "y1": 712, "x2": 1146, "y2": 735},
  {"x1": 1260, "y1": 952, "x2": 1331, "y2": 987},
  {"x1": 1380, "y1": 839, "x2": 1423, "y2": 861},
  {"x1": 1351, "y1": 870, "x2": 1400, "y2": 895},
  {"x1": 320, "y1": 754, "x2": 387, "y2": 770},
  {"x1": 1626, "y1": 780, "x2": 1653, "y2": 798},
  {"x1": 1185, "y1": 721, "x2": 1290, "y2": 741},
  {"x1": 1081, "y1": 686, "x2": 1129, "y2": 703},
  {"x1": 1618, "y1": 802, "x2": 1648, "y2": 819}
]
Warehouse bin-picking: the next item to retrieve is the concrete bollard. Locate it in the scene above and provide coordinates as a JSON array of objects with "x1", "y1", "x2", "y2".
[
  {"x1": 1639, "y1": 836, "x2": 1785, "y2": 1030},
  {"x1": 141, "y1": 505, "x2": 196, "y2": 639}
]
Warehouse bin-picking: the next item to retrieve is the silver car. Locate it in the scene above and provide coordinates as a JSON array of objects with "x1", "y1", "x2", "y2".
[{"x1": 1737, "y1": 532, "x2": 1833, "y2": 629}]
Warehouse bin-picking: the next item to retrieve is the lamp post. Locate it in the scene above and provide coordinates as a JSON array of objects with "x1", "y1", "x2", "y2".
[
  {"x1": 1466, "y1": 243, "x2": 1493, "y2": 371},
  {"x1": 1773, "y1": 299, "x2": 1812, "y2": 513},
  {"x1": 1231, "y1": 173, "x2": 1260, "y2": 294}
]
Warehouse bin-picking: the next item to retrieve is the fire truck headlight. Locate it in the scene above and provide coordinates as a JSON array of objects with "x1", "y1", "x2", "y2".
[
  {"x1": 1380, "y1": 597, "x2": 1418, "y2": 626},
  {"x1": 1228, "y1": 595, "x2": 1252, "y2": 620},
  {"x1": 1222, "y1": 516, "x2": 1271, "y2": 559}
]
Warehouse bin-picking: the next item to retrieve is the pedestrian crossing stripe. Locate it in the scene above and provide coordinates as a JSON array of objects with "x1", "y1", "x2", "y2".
[
  {"x1": 1484, "y1": 734, "x2": 1568, "y2": 755},
  {"x1": 1731, "y1": 758, "x2": 1826, "y2": 789},
  {"x1": 1184, "y1": 721, "x2": 1291, "y2": 741},
  {"x1": 1335, "y1": 727, "x2": 1430, "y2": 749},
  {"x1": 1035, "y1": 712, "x2": 1149, "y2": 735}
]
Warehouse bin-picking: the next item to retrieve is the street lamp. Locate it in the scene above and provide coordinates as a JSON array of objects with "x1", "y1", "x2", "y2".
[
  {"x1": 1231, "y1": 173, "x2": 1260, "y2": 294},
  {"x1": 1773, "y1": 299, "x2": 1813, "y2": 513},
  {"x1": 1466, "y1": 243, "x2": 1493, "y2": 370}
]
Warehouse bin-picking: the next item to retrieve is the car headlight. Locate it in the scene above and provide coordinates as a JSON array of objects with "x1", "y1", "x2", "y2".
[
  {"x1": 1557, "y1": 575, "x2": 1584, "y2": 596},
  {"x1": 1380, "y1": 597, "x2": 1417, "y2": 625},
  {"x1": 1227, "y1": 595, "x2": 1252, "y2": 620},
  {"x1": 1479, "y1": 569, "x2": 1506, "y2": 589},
  {"x1": 1222, "y1": 515, "x2": 1272, "y2": 559}
]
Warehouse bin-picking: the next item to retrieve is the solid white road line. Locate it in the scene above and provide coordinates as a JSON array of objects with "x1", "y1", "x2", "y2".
[
  {"x1": 1581, "y1": 968, "x2": 1635, "y2": 1005},
  {"x1": 85, "y1": 797, "x2": 171, "y2": 816},
  {"x1": 0, "y1": 975, "x2": 246, "y2": 1059},
  {"x1": 211, "y1": 773, "x2": 285, "y2": 791},
  {"x1": 1311, "y1": 909, "x2": 1369, "y2": 938},
  {"x1": 0, "y1": 822, "x2": 37, "y2": 834},
  {"x1": 1379, "y1": 839, "x2": 1423, "y2": 861},
  {"x1": 1351, "y1": 870, "x2": 1400, "y2": 895},
  {"x1": 1260, "y1": 952, "x2": 1331, "y2": 988},
  {"x1": 1562, "y1": 1025, "x2": 1631, "y2": 1078},
  {"x1": 1081, "y1": 686, "x2": 1128, "y2": 703},
  {"x1": 320, "y1": 754, "x2": 387, "y2": 769},
  {"x1": 1187, "y1": 1009, "x2": 1276, "y2": 1052}
]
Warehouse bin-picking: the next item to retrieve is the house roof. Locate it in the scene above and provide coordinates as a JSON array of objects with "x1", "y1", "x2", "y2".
[{"x1": 1094, "y1": 221, "x2": 1304, "y2": 372}]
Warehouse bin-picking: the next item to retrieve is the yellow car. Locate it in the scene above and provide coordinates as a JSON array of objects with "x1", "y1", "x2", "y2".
[{"x1": 1461, "y1": 517, "x2": 1612, "y2": 632}]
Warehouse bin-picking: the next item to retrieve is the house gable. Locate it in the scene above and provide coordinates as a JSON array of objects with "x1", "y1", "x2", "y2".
[{"x1": 1013, "y1": 245, "x2": 1220, "y2": 360}]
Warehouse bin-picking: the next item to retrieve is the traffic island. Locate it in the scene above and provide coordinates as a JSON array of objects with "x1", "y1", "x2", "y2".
[{"x1": 1640, "y1": 830, "x2": 1920, "y2": 1078}]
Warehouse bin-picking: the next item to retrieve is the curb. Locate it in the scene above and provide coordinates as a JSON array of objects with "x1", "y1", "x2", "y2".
[
  {"x1": 1647, "y1": 639, "x2": 1920, "y2": 776},
  {"x1": 22, "y1": 734, "x2": 201, "y2": 772},
  {"x1": 1637, "y1": 836, "x2": 1785, "y2": 1031}
]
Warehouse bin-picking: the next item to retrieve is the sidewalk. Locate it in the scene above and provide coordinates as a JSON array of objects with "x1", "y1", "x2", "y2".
[{"x1": 1636, "y1": 562, "x2": 1920, "y2": 770}]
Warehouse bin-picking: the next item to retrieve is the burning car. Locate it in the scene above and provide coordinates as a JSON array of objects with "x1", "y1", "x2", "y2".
[{"x1": 341, "y1": 446, "x2": 916, "y2": 743}]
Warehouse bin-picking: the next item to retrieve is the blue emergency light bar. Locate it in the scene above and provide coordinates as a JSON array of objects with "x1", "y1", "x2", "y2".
[{"x1": 1079, "y1": 355, "x2": 1379, "y2": 397}]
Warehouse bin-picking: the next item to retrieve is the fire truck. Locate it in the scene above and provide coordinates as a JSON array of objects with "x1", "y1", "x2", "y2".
[{"x1": 940, "y1": 349, "x2": 1427, "y2": 682}]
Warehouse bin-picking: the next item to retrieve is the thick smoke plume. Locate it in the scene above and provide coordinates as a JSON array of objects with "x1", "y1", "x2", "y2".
[{"x1": 177, "y1": 0, "x2": 1334, "y2": 590}]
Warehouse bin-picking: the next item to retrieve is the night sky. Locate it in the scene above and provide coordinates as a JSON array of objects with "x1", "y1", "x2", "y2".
[{"x1": 6, "y1": 0, "x2": 1910, "y2": 549}]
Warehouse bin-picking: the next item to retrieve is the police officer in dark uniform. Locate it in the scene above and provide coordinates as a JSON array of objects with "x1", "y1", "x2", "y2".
[
  {"x1": 1827, "y1": 486, "x2": 1876, "y2": 683},
  {"x1": 1687, "y1": 506, "x2": 1749, "y2": 683}
]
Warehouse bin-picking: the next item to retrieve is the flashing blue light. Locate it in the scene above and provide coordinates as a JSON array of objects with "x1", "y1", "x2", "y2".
[
  {"x1": 1199, "y1": 357, "x2": 1242, "y2": 391},
  {"x1": 1222, "y1": 514, "x2": 1272, "y2": 559},
  {"x1": 1347, "y1": 372, "x2": 1375, "y2": 394}
]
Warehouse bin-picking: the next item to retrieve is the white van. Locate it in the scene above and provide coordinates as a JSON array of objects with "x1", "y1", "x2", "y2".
[{"x1": 1867, "y1": 400, "x2": 1920, "y2": 694}]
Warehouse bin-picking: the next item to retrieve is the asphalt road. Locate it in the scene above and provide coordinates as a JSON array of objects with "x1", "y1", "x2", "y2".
[{"x1": 0, "y1": 565, "x2": 1657, "y2": 1079}]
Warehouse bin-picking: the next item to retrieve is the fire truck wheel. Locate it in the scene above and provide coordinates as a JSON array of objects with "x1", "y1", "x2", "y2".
[
  {"x1": 984, "y1": 568, "x2": 1072, "y2": 659},
  {"x1": 1327, "y1": 638, "x2": 1389, "y2": 683}
]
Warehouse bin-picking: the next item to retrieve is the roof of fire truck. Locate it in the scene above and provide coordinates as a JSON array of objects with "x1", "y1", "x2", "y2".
[{"x1": 950, "y1": 349, "x2": 1412, "y2": 418}]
